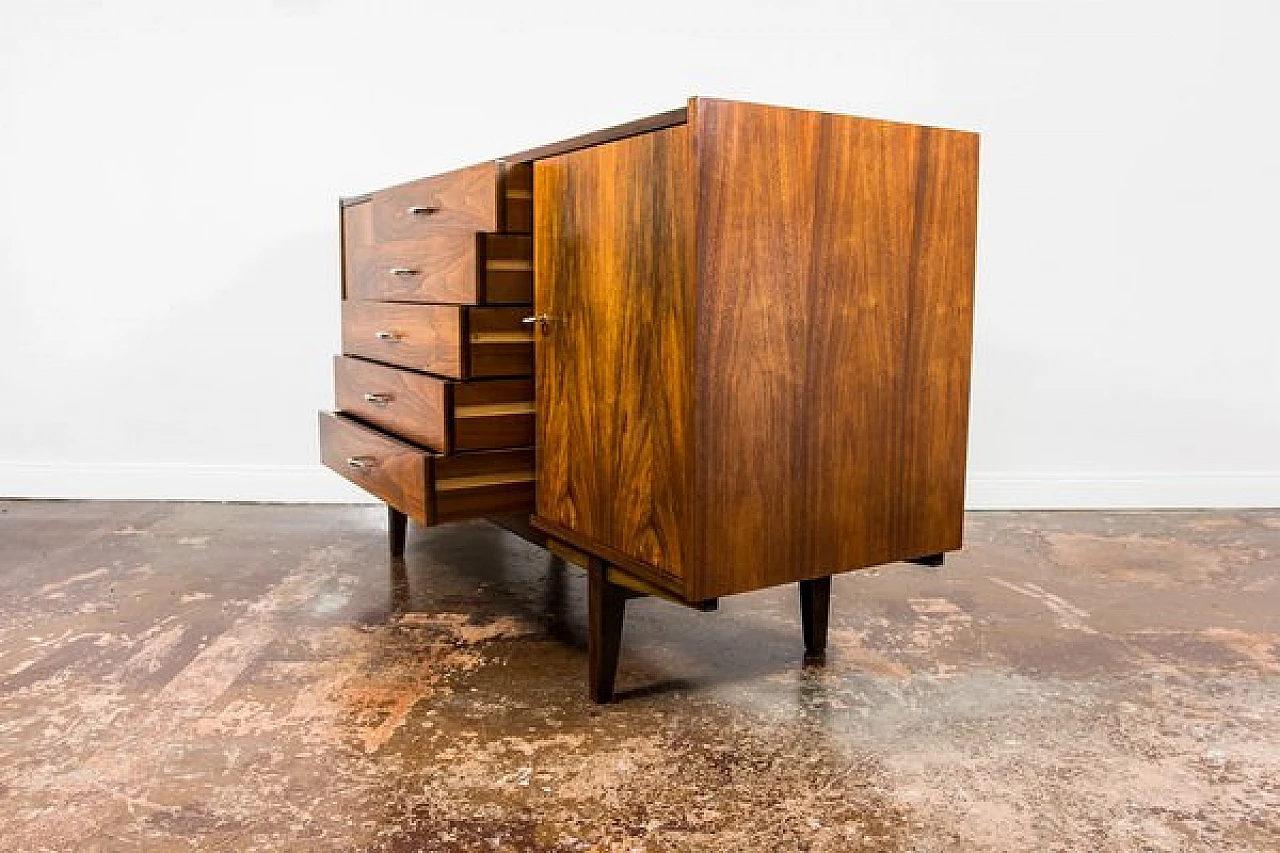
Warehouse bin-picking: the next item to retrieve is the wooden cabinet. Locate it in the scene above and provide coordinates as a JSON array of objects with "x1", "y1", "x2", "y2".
[{"x1": 321, "y1": 97, "x2": 979, "y2": 702}]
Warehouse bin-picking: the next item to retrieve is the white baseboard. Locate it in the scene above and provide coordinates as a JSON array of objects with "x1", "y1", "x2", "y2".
[
  {"x1": 0, "y1": 462, "x2": 374, "y2": 503},
  {"x1": 1, "y1": 463, "x2": 1277, "y2": 509}
]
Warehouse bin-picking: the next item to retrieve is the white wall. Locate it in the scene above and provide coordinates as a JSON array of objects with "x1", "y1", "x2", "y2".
[{"x1": 1, "y1": 0, "x2": 1277, "y2": 508}]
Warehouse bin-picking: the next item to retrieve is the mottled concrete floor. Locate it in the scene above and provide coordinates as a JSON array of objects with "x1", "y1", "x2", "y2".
[{"x1": 0, "y1": 503, "x2": 1277, "y2": 852}]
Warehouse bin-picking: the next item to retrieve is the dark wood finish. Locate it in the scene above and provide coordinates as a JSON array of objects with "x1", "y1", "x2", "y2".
[
  {"x1": 543, "y1": 534, "x2": 715, "y2": 611},
  {"x1": 342, "y1": 301, "x2": 465, "y2": 377},
  {"x1": 344, "y1": 201, "x2": 532, "y2": 304},
  {"x1": 799, "y1": 576, "x2": 831, "y2": 658},
  {"x1": 319, "y1": 411, "x2": 429, "y2": 523},
  {"x1": 388, "y1": 505, "x2": 408, "y2": 557},
  {"x1": 690, "y1": 98, "x2": 979, "y2": 599},
  {"x1": 367, "y1": 160, "x2": 531, "y2": 234},
  {"x1": 485, "y1": 512, "x2": 547, "y2": 547},
  {"x1": 586, "y1": 556, "x2": 628, "y2": 703},
  {"x1": 346, "y1": 231, "x2": 532, "y2": 304},
  {"x1": 532, "y1": 124, "x2": 695, "y2": 584},
  {"x1": 530, "y1": 99, "x2": 977, "y2": 603},
  {"x1": 530, "y1": 517, "x2": 683, "y2": 598},
  {"x1": 452, "y1": 378, "x2": 535, "y2": 451},
  {"x1": 322, "y1": 98, "x2": 980, "y2": 702},
  {"x1": 909, "y1": 552, "x2": 946, "y2": 568},
  {"x1": 605, "y1": 566, "x2": 717, "y2": 611},
  {"x1": 340, "y1": 163, "x2": 530, "y2": 218},
  {"x1": 334, "y1": 355, "x2": 449, "y2": 451},
  {"x1": 341, "y1": 303, "x2": 532, "y2": 379},
  {"x1": 504, "y1": 107, "x2": 687, "y2": 164},
  {"x1": 334, "y1": 357, "x2": 533, "y2": 453},
  {"x1": 320, "y1": 412, "x2": 533, "y2": 525}
]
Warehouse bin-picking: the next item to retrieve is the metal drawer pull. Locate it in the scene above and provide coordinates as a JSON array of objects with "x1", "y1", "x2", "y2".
[
  {"x1": 522, "y1": 314, "x2": 549, "y2": 331},
  {"x1": 388, "y1": 267, "x2": 419, "y2": 276},
  {"x1": 407, "y1": 205, "x2": 439, "y2": 216},
  {"x1": 363, "y1": 392, "x2": 393, "y2": 406},
  {"x1": 374, "y1": 330, "x2": 402, "y2": 341},
  {"x1": 346, "y1": 456, "x2": 375, "y2": 469}
]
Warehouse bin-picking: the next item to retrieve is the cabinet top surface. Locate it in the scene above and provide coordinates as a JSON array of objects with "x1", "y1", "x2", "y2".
[{"x1": 340, "y1": 97, "x2": 977, "y2": 207}]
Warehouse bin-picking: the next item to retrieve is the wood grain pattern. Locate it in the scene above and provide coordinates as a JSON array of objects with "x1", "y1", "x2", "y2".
[
  {"x1": 320, "y1": 411, "x2": 534, "y2": 525},
  {"x1": 329, "y1": 97, "x2": 976, "y2": 611},
  {"x1": 532, "y1": 516, "x2": 685, "y2": 598},
  {"x1": 344, "y1": 201, "x2": 532, "y2": 304},
  {"x1": 341, "y1": 161, "x2": 530, "y2": 229},
  {"x1": 370, "y1": 161, "x2": 501, "y2": 235},
  {"x1": 333, "y1": 355, "x2": 450, "y2": 452},
  {"x1": 342, "y1": 302, "x2": 465, "y2": 377},
  {"x1": 341, "y1": 199, "x2": 372, "y2": 299},
  {"x1": 689, "y1": 98, "x2": 979, "y2": 599},
  {"x1": 341, "y1": 304, "x2": 532, "y2": 379},
  {"x1": 319, "y1": 411, "x2": 429, "y2": 523},
  {"x1": 532, "y1": 125, "x2": 694, "y2": 582}
]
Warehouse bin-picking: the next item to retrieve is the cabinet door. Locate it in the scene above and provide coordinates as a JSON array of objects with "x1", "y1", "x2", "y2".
[{"x1": 532, "y1": 126, "x2": 694, "y2": 584}]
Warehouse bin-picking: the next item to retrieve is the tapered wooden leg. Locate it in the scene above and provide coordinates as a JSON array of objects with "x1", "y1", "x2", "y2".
[
  {"x1": 909, "y1": 552, "x2": 945, "y2": 568},
  {"x1": 799, "y1": 576, "x2": 832, "y2": 660},
  {"x1": 587, "y1": 559, "x2": 627, "y2": 703},
  {"x1": 389, "y1": 553, "x2": 410, "y2": 615},
  {"x1": 388, "y1": 505, "x2": 407, "y2": 558}
]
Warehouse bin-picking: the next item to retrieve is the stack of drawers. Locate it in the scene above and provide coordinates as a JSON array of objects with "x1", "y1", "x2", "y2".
[{"x1": 319, "y1": 161, "x2": 537, "y2": 527}]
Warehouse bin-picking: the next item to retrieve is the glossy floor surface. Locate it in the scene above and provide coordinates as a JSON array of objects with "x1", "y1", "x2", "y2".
[{"x1": 1, "y1": 502, "x2": 1277, "y2": 852}]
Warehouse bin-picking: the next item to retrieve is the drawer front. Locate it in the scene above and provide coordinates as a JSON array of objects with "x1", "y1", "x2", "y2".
[
  {"x1": 342, "y1": 302, "x2": 466, "y2": 377},
  {"x1": 369, "y1": 161, "x2": 532, "y2": 238},
  {"x1": 341, "y1": 303, "x2": 533, "y2": 379},
  {"x1": 453, "y1": 378, "x2": 535, "y2": 451},
  {"x1": 334, "y1": 356, "x2": 450, "y2": 452},
  {"x1": 334, "y1": 358, "x2": 535, "y2": 453},
  {"x1": 319, "y1": 411, "x2": 429, "y2": 522},
  {"x1": 345, "y1": 230, "x2": 532, "y2": 305},
  {"x1": 319, "y1": 412, "x2": 534, "y2": 525}
]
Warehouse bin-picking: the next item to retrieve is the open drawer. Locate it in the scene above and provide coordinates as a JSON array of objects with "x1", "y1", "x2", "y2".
[
  {"x1": 318, "y1": 411, "x2": 534, "y2": 525},
  {"x1": 334, "y1": 356, "x2": 533, "y2": 454}
]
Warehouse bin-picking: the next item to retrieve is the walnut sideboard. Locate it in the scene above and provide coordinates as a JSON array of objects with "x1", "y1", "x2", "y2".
[{"x1": 320, "y1": 97, "x2": 979, "y2": 702}]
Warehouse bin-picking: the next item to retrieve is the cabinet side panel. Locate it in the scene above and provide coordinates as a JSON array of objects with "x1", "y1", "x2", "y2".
[
  {"x1": 692, "y1": 99, "x2": 979, "y2": 599},
  {"x1": 534, "y1": 126, "x2": 695, "y2": 584}
]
